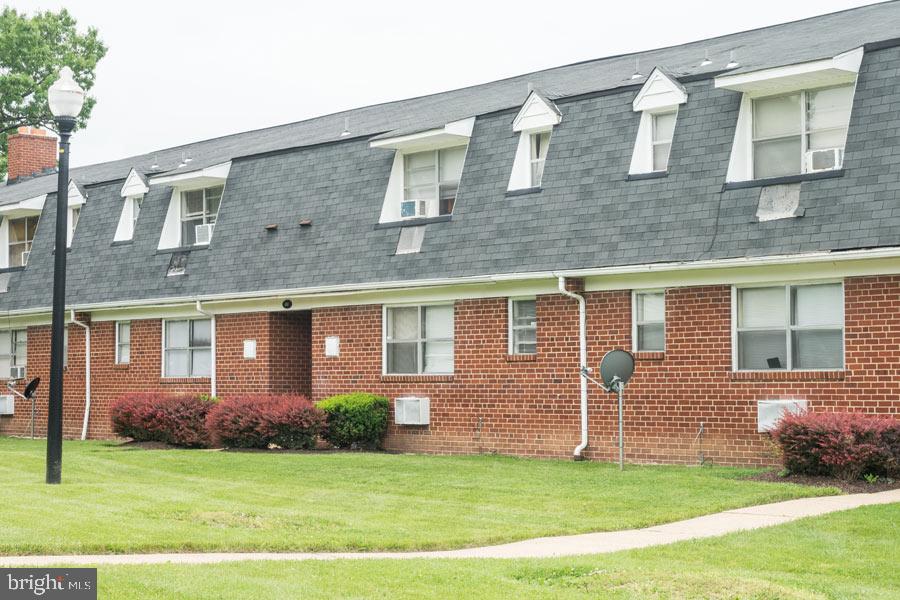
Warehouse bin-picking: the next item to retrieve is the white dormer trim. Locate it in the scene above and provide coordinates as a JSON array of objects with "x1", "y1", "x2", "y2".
[
  {"x1": 120, "y1": 168, "x2": 149, "y2": 197},
  {"x1": 370, "y1": 117, "x2": 475, "y2": 153},
  {"x1": 150, "y1": 161, "x2": 231, "y2": 188},
  {"x1": 715, "y1": 47, "x2": 863, "y2": 97},
  {"x1": 0, "y1": 194, "x2": 47, "y2": 218},
  {"x1": 512, "y1": 91, "x2": 561, "y2": 133},
  {"x1": 67, "y1": 180, "x2": 87, "y2": 207},
  {"x1": 632, "y1": 68, "x2": 688, "y2": 112}
]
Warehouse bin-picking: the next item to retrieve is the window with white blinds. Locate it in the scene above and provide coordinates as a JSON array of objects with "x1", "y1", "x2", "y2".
[
  {"x1": 735, "y1": 283, "x2": 843, "y2": 370},
  {"x1": 633, "y1": 291, "x2": 665, "y2": 351},
  {"x1": 384, "y1": 304, "x2": 454, "y2": 374}
]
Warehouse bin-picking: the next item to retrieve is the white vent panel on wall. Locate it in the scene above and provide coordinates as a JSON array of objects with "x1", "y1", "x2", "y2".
[
  {"x1": 757, "y1": 399, "x2": 807, "y2": 432},
  {"x1": 0, "y1": 395, "x2": 14, "y2": 415},
  {"x1": 395, "y1": 396, "x2": 430, "y2": 425}
]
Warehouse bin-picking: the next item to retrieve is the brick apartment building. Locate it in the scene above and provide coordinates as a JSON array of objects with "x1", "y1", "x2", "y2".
[{"x1": 2, "y1": 3, "x2": 900, "y2": 465}]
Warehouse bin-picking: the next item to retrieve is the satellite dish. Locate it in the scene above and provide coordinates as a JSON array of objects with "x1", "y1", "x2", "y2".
[
  {"x1": 599, "y1": 350, "x2": 635, "y2": 389},
  {"x1": 23, "y1": 377, "x2": 40, "y2": 399}
]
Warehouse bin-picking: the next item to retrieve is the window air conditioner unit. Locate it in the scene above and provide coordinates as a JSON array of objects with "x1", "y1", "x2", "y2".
[
  {"x1": 9, "y1": 366, "x2": 26, "y2": 381},
  {"x1": 0, "y1": 395, "x2": 13, "y2": 416},
  {"x1": 20, "y1": 251, "x2": 30, "y2": 266},
  {"x1": 806, "y1": 148, "x2": 842, "y2": 173},
  {"x1": 395, "y1": 396, "x2": 430, "y2": 425},
  {"x1": 757, "y1": 399, "x2": 807, "y2": 432},
  {"x1": 194, "y1": 223, "x2": 215, "y2": 245},
  {"x1": 400, "y1": 199, "x2": 428, "y2": 219}
]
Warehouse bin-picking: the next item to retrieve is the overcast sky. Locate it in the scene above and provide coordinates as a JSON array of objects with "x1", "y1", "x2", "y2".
[{"x1": 8, "y1": 0, "x2": 886, "y2": 167}]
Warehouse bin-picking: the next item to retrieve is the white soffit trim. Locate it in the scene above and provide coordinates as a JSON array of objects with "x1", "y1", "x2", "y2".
[
  {"x1": 715, "y1": 47, "x2": 864, "y2": 97},
  {"x1": 120, "y1": 168, "x2": 149, "y2": 197},
  {"x1": 512, "y1": 90, "x2": 562, "y2": 132},
  {"x1": 632, "y1": 68, "x2": 687, "y2": 112},
  {"x1": 369, "y1": 117, "x2": 475, "y2": 152},
  {"x1": 68, "y1": 180, "x2": 87, "y2": 206},
  {"x1": 0, "y1": 194, "x2": 47, "y2": 216},
  {"x1": 149, "y1": 161, "x2": 232, "y2": 188}
]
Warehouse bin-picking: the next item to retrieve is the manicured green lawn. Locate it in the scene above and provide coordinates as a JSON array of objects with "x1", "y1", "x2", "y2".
[
  {"x1": 0, "y1": 437, "x2": 834, "y2": 555},
  {"x1": 90, "y1": 503, "x2": 900, "y2": 599}
]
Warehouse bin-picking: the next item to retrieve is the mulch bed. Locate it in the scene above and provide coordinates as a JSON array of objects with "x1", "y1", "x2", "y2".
[{"x1": 748, "y1": 470, "x2": 899, "y2": 494}]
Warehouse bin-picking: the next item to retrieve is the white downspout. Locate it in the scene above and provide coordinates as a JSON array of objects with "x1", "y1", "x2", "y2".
[
  {"x1": 558, "y1": 277, "x2": 588, "y2": 460},
  {"x1": 70, "y1": 310, "x2": 91, "y2": 441},
  {"x1": 195, "y1": 300, "x2": 216, "y2": 397}
]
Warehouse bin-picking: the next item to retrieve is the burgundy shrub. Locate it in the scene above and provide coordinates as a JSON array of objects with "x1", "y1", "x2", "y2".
[
  {"x1": 110, "y1": 392, "x2": 215, "y2": 448},
  {"x1": 772, "y1": 411, "x2": 900, "y2": 481},
  {"x1": 206, "y1": 395, "x2": 326, "y2": 450}
]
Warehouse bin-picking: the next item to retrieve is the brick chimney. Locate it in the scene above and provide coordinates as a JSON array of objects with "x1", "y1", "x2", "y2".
[{"x1": 6, "y1": 127, "x2": 58, "y2": 183}]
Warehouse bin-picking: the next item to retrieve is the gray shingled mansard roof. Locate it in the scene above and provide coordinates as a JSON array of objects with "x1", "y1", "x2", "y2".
[{"x1": 2, "y1": 2, "x2": 900, "y2": 311}]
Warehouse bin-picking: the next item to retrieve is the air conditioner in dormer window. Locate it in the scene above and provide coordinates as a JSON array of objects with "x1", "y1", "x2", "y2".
[
  {"x1": 395, "y1": 396, "x2": 430, "y2": 425},
  {"x1": 400, "y1": 200, "x2": 427, "y2": 219},
  {"x1": 9, "y1": 366, "x2": 26, "y2": 381},
  {"x1": 806, "y1": 148, "x2": 843, "y2": 173},
  {"x1": 194, "y1": 223, "x2": 215, "y2": 245},
  {"x1": 20, "y1": 251, "x2": 30, "y2": 266}
]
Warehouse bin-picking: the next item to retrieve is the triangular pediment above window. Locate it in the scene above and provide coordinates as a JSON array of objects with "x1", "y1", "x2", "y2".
[
  {"x1": 632, "y1": 67, "x2": 687, "y2": 112},
  {"x1": 512, "y1": 90, "x2": 562, "y2": 132},
  {"x1": 68, "y1": 179, "x2": 87, "y2": 206},
  {"x1": 120, "y1": 168, "x2": 150, "y2": 197}
]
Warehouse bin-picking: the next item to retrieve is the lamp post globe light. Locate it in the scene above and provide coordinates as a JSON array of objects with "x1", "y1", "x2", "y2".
[{"x1": 46, "y1": 66, "x2": 85, "y2": 485}]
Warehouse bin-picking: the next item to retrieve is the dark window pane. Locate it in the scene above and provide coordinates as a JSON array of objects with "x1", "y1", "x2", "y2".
[
  {"x1": 738, "y1": 330, "x2": 787, "y2": 370},
  {"x1": 387, "y1": 342, "x2": 417, "y2": 373},
  {"x1": 638, "y1": 323, "x2": 665, "y2": 351},
  {"x1": 792, "y1": 330, "x2": 843, "y2": 369}
]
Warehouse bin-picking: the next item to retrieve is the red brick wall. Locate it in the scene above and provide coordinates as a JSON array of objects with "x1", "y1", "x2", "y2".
[
  {"x1": 0, "y1": 311, "x2": 312, "y2": 439},
  {"x1": 7, "y1": 127, "x2": 57, "y2": 181},
  {"x1": 311, "y1": 276, "x2": 900, "y2": 466}
]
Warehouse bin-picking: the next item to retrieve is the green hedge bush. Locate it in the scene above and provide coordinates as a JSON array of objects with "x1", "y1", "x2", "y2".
[{"x1": 317, "y1": 393, "x2": 389, "y2": 449}]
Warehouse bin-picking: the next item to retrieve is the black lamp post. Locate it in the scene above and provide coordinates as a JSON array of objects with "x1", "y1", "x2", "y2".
[{"x1": 46, "y1": 67, "x2": 85, "y2": 485}]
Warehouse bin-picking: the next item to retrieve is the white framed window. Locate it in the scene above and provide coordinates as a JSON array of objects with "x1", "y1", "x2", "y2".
[
  {"x1": 751, "y1": 84, "x2": 853, "y2": 179},
  {"x1": 132, "y1": 196, "x2": 143, "y2": 230},
  {"x1": 8, "y1": 216, "x2": 38, "y2": 267},
  {"x1": 733, "y1": 282, "x2": 844, "y2": 371},
  {"x1": 67, "y1": 206, "x2": 81, "y2": 247},
  {"x1": 0, "y1": 329, "x2": 27, "y2": 378},
  {"x1": 180, "y1": 185, "x2": 222, "y2": 246},
  {"x1": 383, "y1": 304, "x2": 454, "y2": 374},
  {"x1": 163, "y1": 319, "x2": 212, "y2": 377},
  {"x1": 529, "y1": 131, "x2": 551, "y2": 187},
  {"x1": 651, "y1": 111, "x2": 677, "y2": 172},
  {"x1": 633, "y1": 291, "x2": 665, "y2": 352},
  {"x1": 508, "y1": 298, "x2": 537, "y2": 355},
  {"x1": 116, "y1": 321, "x2": 131, "y2": 364},
  {"x1": 401, "y1": 147, "x2": 465, "y2": 219}
]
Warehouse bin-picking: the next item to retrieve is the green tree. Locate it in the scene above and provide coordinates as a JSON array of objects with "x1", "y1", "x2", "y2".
[{"x1": 0, "y1": 7, "x2": 106, "y2": 179}]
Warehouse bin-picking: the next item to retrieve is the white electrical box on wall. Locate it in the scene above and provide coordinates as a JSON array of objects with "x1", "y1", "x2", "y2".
[
  {"x1": 757, "y1": 399, "x2": 807, "y2": 432},
  {"x1": 0, "y1": 395, "x2": 14, "y2": 416},
  {"x1": 395, "y1": 396, "x2": 430, "y2": 425},
  {"x1": 325, "y1": 336, "x2": 340, "y2": 357},
  {"x1": 243, "y1": 339, "x2": 257, "y2": 360}
]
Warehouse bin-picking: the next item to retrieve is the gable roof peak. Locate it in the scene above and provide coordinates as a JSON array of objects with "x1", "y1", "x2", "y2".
[
  {"x1": 513, "y1": 89, "x2": 562, "y2": 132},
  {"x1": 632, "y1": 66, "x2": 688, "y2": 112}
]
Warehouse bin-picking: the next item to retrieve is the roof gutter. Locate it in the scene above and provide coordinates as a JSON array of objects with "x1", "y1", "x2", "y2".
[{"x1": 4, "y1": 246, "x2": 900, "y2": 318}]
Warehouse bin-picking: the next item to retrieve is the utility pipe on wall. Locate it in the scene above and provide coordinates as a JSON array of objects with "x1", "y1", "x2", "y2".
[
  {"x1": 70, "y1": 310, "x2": 91, "y2": 441},
  {"x1": 195, "y1": 300, "x2": 216, "y2": 397},
  {"x1": 558, "y1": 277, "x2": 588, "y2": 459}
]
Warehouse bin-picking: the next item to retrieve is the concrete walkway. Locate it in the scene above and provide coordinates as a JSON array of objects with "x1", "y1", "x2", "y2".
[{"x1": 3, "y1": 489, "x2": 898, "y2": 566}]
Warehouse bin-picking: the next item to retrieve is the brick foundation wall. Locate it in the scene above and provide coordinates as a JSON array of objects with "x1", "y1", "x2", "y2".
[
  {"x1": 311, "y1": 276, "x2": 900, "y2": 466},
  {"x1": 0, "y1": 311, "x2": 312, "y2": 439}
]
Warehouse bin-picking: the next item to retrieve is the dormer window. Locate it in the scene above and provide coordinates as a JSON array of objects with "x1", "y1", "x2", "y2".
[
  {"x1": 181, "y1": 185, "x2": 222, "y2": 246},
  {"x1": 529, "y1": 131, "x2": 550, "y2": 187},
  {"x1": 8, "y1": 216, "x2": 38, "y2": 267},
  {"x1": 402, "y1": 147, "x2": 464, "y2": 219},
  {"x1": 508, "y1": 90, "x2": 561, "y2": 192},
  {"x1": 67, "y1": 206, "x2": 81, "y2": 247},
  {"x1": 115, "y1": 168, "x2": 150, "y2": 242},
  {"x1": 651, "y1": 111, "x2": 677, "y2": 172},
  {"x1": 751, "y1": 85, "x2": 853, "y2": 179},
  {"x1": 629, "y1": 68, "x2": 686, "y2": 176}
]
